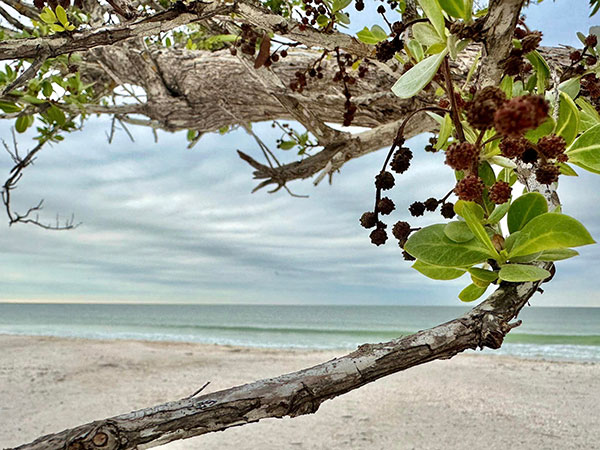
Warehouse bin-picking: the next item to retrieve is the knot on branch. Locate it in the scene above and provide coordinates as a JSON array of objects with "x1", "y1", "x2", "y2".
[
  {"x1": 66, "y1": 423, "x2": 123, "y2": 450},
  {"x1": 478, "y1": 313, "x2": 523, "y2": 350},
  {"x1": 288, "y1": 383, "x2": 320, "y2": 417}
]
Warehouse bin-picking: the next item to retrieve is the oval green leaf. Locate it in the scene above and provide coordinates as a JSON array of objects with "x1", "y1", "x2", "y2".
[
  {"x1": 440, "y1": 0, "x2": 468, "y2": 18},
  {"x1": 507, "y1": 192, "x2": 548, "y2": 234},
  {"x1": 412, "y1": 260, "x2": 466, "y2": 280},
  {"x1": 566, "y1": 123, "x2": 600, "y2": 174},
  {"x1": 487, "y1": 201, "x2": 510, "y2": 224},
  {"x1": 404, "y1": 223, "x2": 491, "y2": 267},
  {"x1": 459, "y1": 283, "x2": 488, "y2": 302},
  {"x1": 537, "y1": 248, "x2": 579, "y2": 261},
  {"x1": 498, "y1": 264, "x2": 551, "y2": 282},
  {"x1": 444, "y1": 221, "x2": 474, "y2": 243},
  {"x1": 454, "y1": 200, "x2": 499, "y2": 258},
  {"x1": 508, "y1": 213, "x2": 596, "y2": 258},
  {"x1": 468, "y1": 267, "x2": 498, "y2": 283},
  {"x1": 555, "y1": 92, "x2": 579, "y2": 146},
  {"x1": 417, "y1": 0, "x2": 446, "y2": 38},
  {"x1": 391, "y1": 49, "x2": 447, "y2": 99}
]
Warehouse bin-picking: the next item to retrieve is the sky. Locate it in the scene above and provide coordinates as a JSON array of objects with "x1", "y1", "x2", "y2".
[{"x1": 1, "y1": 1, "x2": 599, "y2": 306}]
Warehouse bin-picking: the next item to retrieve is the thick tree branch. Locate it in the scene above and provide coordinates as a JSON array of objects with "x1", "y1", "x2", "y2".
[{"x1": 10, "y1": 274, "x2": 548, "y2": 450}]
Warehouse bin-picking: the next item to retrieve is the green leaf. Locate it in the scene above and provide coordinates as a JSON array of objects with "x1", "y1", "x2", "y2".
[
  {"x1": 391, "y1": 49, "x2": 447, "y2": 99},
  {"x1": 412, "y1": 260, "x2": 466, "y2": 280},
  {"x1": 558, "y1": 162, "x2": 578, "y2": 177},
  {"x1": 498, "y1": 168, "x2": 518, "y2": 186},
  {"x1": 487, "y1": 201, "x2": 510, "y2": 224},
  {"x1": 50, "y1": 24, "x2": 65, "y2": 32},
  {"x1": 498, "y1": 264, "x2": 551, "y2": 282},
  {"x1": 413, "y1": 22, "x2": 445, "y2": 47},
  {"x1": 440, "y1": 0, "x2": 468, "y2": 18},
  {"x1": 332, "y1": 0, "x2": 352, "y2": 12},
  {"x1": 558, "y1": 77, "x2": 581, "y2": 99},
  {"x1": 435, "y1": 113, "x2": 452, "y2": 150},
  {"x1": 478, "y1": 161, "x2": 496, "y2": 187},
  {"x1": 444, "y1": 221, "x2": 475, "y2": 243},
  {"x1": 334, "y1": 11, "x2": 350, "y2": 25},
  {"x1": 468, "y1": 267, "x2": 498, "y2": 283},
  {"x1": 507, "y1": 192, "x2": 548, "y2": 234},
  {"x1": 537, "y1": 248, "x2": 579, "y2": 261},
  {"x1": 488, "y1": 155, "x2": 516, "y2": 169},
  {"x1": 356, "y1": 26, "x2": 387, "y2": 45},
  {"x1": 0, "y1": 101, "x2": 22, "y2": 113},
  {"x1": 576, "y1": 98, "x2": 600, "y2": 126},
  {"x1": 500, "y1": 76, "x2": 513, "y2": 97},
  {"x1": 15, "y1": 115, "x2": 31, "y2": 133},
  {"x1": 46, "y1": 105, "x2": 66, "y2": 126},
  {"x1": 404, "y1": 224, "x2": 491, "y2": 267},
  {"x1": 555, "y1": 92, "x2": 579, "y2": 145},
  {"x1": 508, "y1": 252, "x2": 543, "y2": 264},
  {"x1": 508, "y1": 213, "x2": 596, "y2": 258},
  {"x1": 278, "y1": 140, "x2": 296, "y2": 150},
  {"x1": 566, "y1": 123, "x2": 600, "y2": 174},
  {"x1": 525, "y1": 50, "x2": 550, "y2": 93},
  {"x1": 406, "y1": 39, "x2": 424, "y2": 61},
  {"x1": 417, "y1": 0, "x2": 446, "y2": 39},
  {"x1": 55, "y1": 5, "x2": 69, "y2": 27},
  {"x1": 459, "y1": 283, "x2": 488, "y2": 302},
  {"x1": 40, "y1": 7, "x2": 57, "y2": 24},
  {"x1": 454, "y1": 201, "x2": 499, "y2": 258}
]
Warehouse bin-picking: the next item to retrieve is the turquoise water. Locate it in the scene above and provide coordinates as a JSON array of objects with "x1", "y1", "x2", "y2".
[{"x1": 0, "y1": 304, "x2": 599, "y2": 361}]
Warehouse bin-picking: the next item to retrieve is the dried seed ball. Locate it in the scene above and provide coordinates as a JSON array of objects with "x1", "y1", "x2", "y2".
[
  {"x1": 570, "y1": 50, "x2": 582, "y2": 62},
  {"x1": 520, "y1": 147, "x2": 539, "y2": 164},
  {"x1": 377, "y1": 197, "x2": 395, "y2": 215},
  {"x1": 585, "y1": 34, "x2": 598, "y2": 48},
  {"x1": 466, "y1": 86, "x2": 507, "y2": 130},
  {"x1": 360, "y1": 212, "x2": 377, "y2": 229},
  {"x1": 34, "y1": 0, "x2": 46, "y2": 8},
  {"x1": 557, "y1": 153, "x2": 569, "y2": 163},
  {"x1": 535, "y1": 164, "x2": 560, "y2": 185},
  {"x1": 537, "y1": 134, "x2": 566, "y2": 159},
  {"x1": 377, "y1": 5, "x2": 385, "y2": 13},
  {"x1": 440, "y1": 202, "x2": 456, "y2": 219},
  {"x1": 445, "y1": 142, "x2": 479, "y2": 171},
  {"x1": 489, "y1": 181, "x2": 512, "y2": 204},
  {"x1": 521, "y1": 31, "x2": 542, "y2": 54},
  {"x1": 392, "y1": 221, "x2": 411, "y2": 241},
  {"x1": 424, "y1": 197, "x2": 439, "y2": 211},
  {"x1": 402, "y1": 251, "x2": 416, "y2": 261},
  {"x1": 390, "y1": 147, "x2": 413, "y2": 174},
  {"x1": 514, "y1": 27, "x2": 528, "y2": 39},
  {"x1": 500, "y1": 136, "x2": 529, "y2": 158},
  {"x1": 280, "y1": 49, "x2": 288, "y2": 58},
  {"x1": 493, "y1": 95, "x2": 549, "y2": 137},
  {"x1": 370, "y1": 227, "x2": 388, "y2": 246},
  {"x1": 355, "y1": 1, "x2": 365, "y2": 11},
  {"x1": 409, "y1": 201, "x2": 426, "y2": 217},
  {"x1": 375, "y1": 171, "x2": 395, "y2": 190},
  {"x1": 454, "y1": 175, "x2": 485, "y2": 201}
]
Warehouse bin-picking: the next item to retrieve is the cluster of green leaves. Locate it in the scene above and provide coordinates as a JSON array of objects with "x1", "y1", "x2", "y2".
[
  {"x1": 405, "y1": 194, "x2": 595, "y2": 301},
  {"x1": 38, "y1": 6, "x2": 76, "y2": 33}
]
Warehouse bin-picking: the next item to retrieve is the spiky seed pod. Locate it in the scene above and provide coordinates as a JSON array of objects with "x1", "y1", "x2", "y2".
[
  {"x1": 585, "y1": 34, "x2": 598, "y2": 48},
  {"x1": 536, "y1": 164, "x2": 560, "y2": 185},
  {"x1": 402, "y1": 251, "x2": 416, "y2": 261},
  {"x1": 454, "y1": 175, "x2": 485, "y2": 201},
  {"x1": 440, "y1": 202, "x2": 456, "y2": 219},
  {"x1": 466, "y1": 86, "x2": 507, "y2": 130},
  {"x1": 424, "y1": 197, "x2": 439, "y2": 211},
  {"x1": 537, "y1": 134, "x2": 567, "y2": 159},
  {"x1": 360, "y1": 212, "x2": 377, "y2": 229},
  {"x1": 375, "y1": 171, "x2": 395, "y2": 190},
  {"x1": 521, "y1": 31, "x2": 543, "y2": 53},
  {"x1": 392, "y1": 221, "x2": 411, "y2": 241},
  {"x1": 500, "y1": 136, "x2": 529, "y2": 158},
  {"x1": 377, "y1": 197, "x2": 395, "y2": 215},
  {"x1": 445, "y1": 142, "x2": 479, "y2": 171},
  {"x1": 493, "y1": 95, "x2": 549, "y2": 137},
  {"x1": 489, "y1": 181, "x2": 512, "y2": 204},
  {"x1": 409, "y1": 201, "x2": 426, "y2": 217},
  {"x1": 370, "y1": 227, "x2": 388, "y2": 246},
  {"x1": 520, "y1": 148, "x2": 539, "y2": 164},
  {"x1": 390, "y1": 147, "x2": 413, "y2": 174}
]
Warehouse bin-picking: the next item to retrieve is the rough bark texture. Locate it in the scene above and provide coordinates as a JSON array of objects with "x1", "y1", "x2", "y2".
[{"x1": 10, "y1": 276, "x2": 548, "y2": 450}]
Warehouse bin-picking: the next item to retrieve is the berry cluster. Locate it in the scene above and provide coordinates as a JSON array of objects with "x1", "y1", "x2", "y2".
[
  {"x1": 298, "y1": 0, "x2": 332, "y2": 31},
  {"x1": 502, "y1": 23, "x2": 542, "y2": 77}
]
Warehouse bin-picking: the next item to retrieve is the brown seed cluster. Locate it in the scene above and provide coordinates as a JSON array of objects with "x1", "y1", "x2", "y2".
[
  {"x1": 537, "y1": 134, "x2": 566, "y2": 159},
  {"x1": 466, "y1": 86, "x2": 507, "y2": 130},
  {"x1": 375, "y1": 171, "x2": 395, "y2": 190},
  {"x1": 377, "y1": 197, "x2": 395, "y2": 215},
  {"x1": 390, "y1": 147, "x2": 413, "y2": 174},
  {"x1": 535, "y1": 164, "x2": 560, "y2": 185},
  {"x1": 454, "y1": 175, "x2": 485, "y2": 202},
  {"x1": 500, "y1": 136, "x2": 529, "y2": 158},
  {"x1": 502, "y1": 26, "x2": 542, "y2": 76},
  {"x1": 445, "y1": 142, "x2": 479, "y2": 171},
  {"x1": 493, "y1": 95, "x2": 549, "y2": 137},
  {"x1": 489, "y1": 181, "x2": 512, "y2": 204},
  {"x1": 34, "y1": 0, "x2": 81, "y2": 8}
]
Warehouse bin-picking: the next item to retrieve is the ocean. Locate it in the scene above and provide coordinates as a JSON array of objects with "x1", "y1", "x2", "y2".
[{"x1": 0, "y1": 303, "x2": 599, "y2": 361}]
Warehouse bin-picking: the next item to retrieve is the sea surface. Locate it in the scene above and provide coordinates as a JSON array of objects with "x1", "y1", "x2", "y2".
[{"x1": 0, "y1": 303, "x2": 599, "y2": 361}]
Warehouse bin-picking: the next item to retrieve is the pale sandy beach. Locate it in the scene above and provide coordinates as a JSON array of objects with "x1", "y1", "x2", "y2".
[{"x1": 1, "y1": 335, "x2": 598, "y2": 450}]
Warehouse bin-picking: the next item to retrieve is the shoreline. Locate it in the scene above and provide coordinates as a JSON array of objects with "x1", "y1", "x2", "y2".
[{"x1": 1, "y1": 335, "x2": 599, "y2": 449}]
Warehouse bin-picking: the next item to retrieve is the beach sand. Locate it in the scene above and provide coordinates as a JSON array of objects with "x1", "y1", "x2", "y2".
[{"x1": 0, "y1": 335, "x2": 598, "y2": 450}]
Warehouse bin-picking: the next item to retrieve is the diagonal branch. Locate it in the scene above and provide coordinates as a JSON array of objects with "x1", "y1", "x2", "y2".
[{"x1": 10, "y1": 274, "x2": 549, "y2": 450}]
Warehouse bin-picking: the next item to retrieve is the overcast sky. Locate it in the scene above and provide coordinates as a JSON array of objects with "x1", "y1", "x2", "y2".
[{"x1": 1, "y1": 1, "x2": 599, "y2": 306}]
